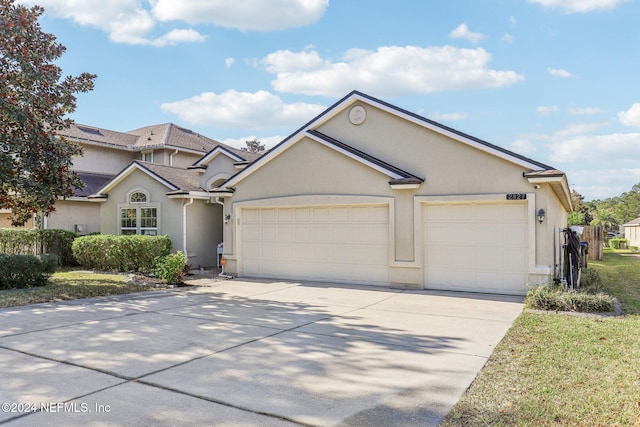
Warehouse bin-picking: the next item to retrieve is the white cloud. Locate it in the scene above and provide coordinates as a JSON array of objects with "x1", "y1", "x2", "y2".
[
  {"x1": 509, "y1": 16, "x2": 517, "y2": 26},
  {"x1": 20, "y1": 0, "x2": 207, "y2": 46},
  {"x1": 151, "y1": 29, "x2": 206, "y2": 47},
  {"x1": 536, "y1": 105, "x2": 559, "y2": 115},
  {"x1": 262, "y1": 49, "x2": 328, "y2": 73},
  {"x1": 528, "y1": 0, "x2": 630, "y2": 13},
  {"x1": 549, "y1": 133, "x2": 640, "y2": 164},
  {"x1": 449, "y1": 23, "x2": 485, "y2": 44},
  {"x1": 554, "y1": 122, "x2": 609, "y2": 137},
  {"x1": 618, "y1": 103, "x2": 640, "y2": 127},
  {"x1": 427, "y1": 112, "x2": 469, "y2": 121},
  {"x1": 509, "y1": 138, "x2": 539, "y2": 155},
  {"x1": 547, "y1": 68, "x2": 574, "y2": 78},
  {"x1": 567, "y1": 168, "x2": 640, "y2": 200},
  {"x1": 150, "y1": 0, "x2": 329, "y2": 31},
  {"x1": 221, "y1": 135, "x2": 284, "y2": 150},
  {"x1": 225, "y1": 58, "x2": 235, "y2": 68},
  {"x1": 161, "y1": 90, "x2": 326, "y2": 129},
  {"x1": 568, "y1": 107, "x2": 604, "y2": 115},
  {"x1": 501, "y1": 33, "x2": 515, "y2": 43},
  {"x1": 19, "y1": 0, "x2": 326, "y2": 45},
  {"x1": 263, "y1": 46, "x2": 524, "y2": 97}
]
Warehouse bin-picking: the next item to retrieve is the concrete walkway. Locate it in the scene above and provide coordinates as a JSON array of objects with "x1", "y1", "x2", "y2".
[{"x1": 0, "y1": 279, "x2": 523, "y2": 426}]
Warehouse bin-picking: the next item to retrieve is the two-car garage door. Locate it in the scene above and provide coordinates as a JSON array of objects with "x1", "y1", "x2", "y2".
[
  {"x1": 241, "y1": 205, "x2": 389, "y2": 285},
  {"x1": 423, "y1": 201, "x2": 529, "y2": 294},
  {"x1": 238, "y1": 201, "x2": 529, "y2": 294}
]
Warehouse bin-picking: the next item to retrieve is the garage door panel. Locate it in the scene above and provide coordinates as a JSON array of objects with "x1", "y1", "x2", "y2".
[
  {"x1": 424, "y1": 202, "x2": 529, "y2": 294},
  {"x1": 242, "y1": 206, "x2": 389, "y2": 286}
]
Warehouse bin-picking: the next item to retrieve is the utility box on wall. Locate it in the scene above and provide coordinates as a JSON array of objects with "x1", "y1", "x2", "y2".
[{"x1": 75, "y1": 224, "x2": 88, "y2": 235}]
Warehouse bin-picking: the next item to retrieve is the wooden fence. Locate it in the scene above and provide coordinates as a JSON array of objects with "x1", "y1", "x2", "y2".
[{"x1": 580, "y1": 226, "x2": 604, "y2": 261}]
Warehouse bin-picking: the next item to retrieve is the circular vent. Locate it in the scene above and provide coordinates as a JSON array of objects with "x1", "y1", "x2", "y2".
[{"x1": 349, "y1": 106, "x2": 366, "y2": 125}]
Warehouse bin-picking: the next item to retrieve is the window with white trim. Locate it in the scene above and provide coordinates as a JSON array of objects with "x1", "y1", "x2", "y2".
[
  {"x1": 142, "y1": 151, "x2": 153, "y2": 163},
  {"x1": 119, "y1": 190, "x2": 158, "y2": 235}
]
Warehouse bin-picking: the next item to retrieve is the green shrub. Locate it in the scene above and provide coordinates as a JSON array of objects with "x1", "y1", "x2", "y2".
[
  {"x1": 0, "y1": 254, "x2": 51, "y2": 289},
  {"x1": 154, "y1": 251, "x2": 187, "y2": 284},
  {"x1": 608, "y1": 237, "x2": 628, "y2": 249},
  {"x1": 630, "y1": 246, "x2": 639, "y2": 253},
  {"x1": 580, "y1": 268, "x2": 604, "y2": 292},
  {"x1": 39, "y1": 254, "x2": 59, "y2": 275},
  {"x1": 72, "y1": 234, "x2": 171, "y2": 273},
  {"x1": 0, "y1": 228, "x2": 77, "y2": 266},
  {"x1": 526, "y1": 283, "x2": 617, "y2": 313}
]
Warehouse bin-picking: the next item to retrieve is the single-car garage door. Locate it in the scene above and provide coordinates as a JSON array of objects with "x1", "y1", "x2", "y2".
[
  {"x1": 423, "y1": 201, "x2": 529, "y2": 294},
  {"x1": 241, "y1": 205, "x2": 389, "y2": 285}
]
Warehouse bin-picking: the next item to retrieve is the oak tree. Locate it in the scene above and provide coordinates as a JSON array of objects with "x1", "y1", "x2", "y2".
[{"x1": 0, "y1": 0, "x2": 96, "y2": 226}]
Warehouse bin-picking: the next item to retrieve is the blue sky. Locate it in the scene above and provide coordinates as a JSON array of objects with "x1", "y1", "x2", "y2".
[{"x1": 20, "y1": 0, "x2": 640, "y2": 201}]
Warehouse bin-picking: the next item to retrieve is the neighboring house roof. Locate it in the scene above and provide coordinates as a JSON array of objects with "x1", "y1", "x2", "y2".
[
  {"x1": 73, "y1": 172, "x2": 115, "y2": 197},
  {"x1": 624, "y1": 217, "x2": 640, "y2": 227},
  {"x1": 91, "y1": 161, "x2": 205, "y2": 199},
  {"x1": 59, "y1": 122, "x2": 249, "y2": 157}
]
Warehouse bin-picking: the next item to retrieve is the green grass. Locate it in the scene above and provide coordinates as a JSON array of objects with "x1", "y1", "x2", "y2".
[
  {"x1": 0, "y1": 271, "x2": 160, "y2": 308},
  {"x1": 442, "y1": 250, "x2": 640, "y2": 426}
]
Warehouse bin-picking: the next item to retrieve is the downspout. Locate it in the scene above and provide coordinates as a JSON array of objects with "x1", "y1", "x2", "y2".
[
  {"x1": 169, "y1": 148, "x2": 179, "y2": 166},
  {"x1": 183, "y1": 198, "x2": 194, "y2": 258},
  {"x1": 215, "y1": 197, "x2": 233, "y2": 279}
]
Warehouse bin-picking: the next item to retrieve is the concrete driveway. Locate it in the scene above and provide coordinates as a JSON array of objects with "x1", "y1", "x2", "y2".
[{"x1": 0, "y1": 279, "x2": 523, "y2": 426}]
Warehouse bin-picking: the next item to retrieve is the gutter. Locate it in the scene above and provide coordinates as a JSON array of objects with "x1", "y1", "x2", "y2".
[{"x1": 183, "y1": 198, "x2": 194, "y2": 258}]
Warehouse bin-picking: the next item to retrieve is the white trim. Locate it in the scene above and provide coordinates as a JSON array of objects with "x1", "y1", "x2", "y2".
[
  {"x1": 141, "y1": 150, "x2": 154, "y2": 163},
  {"x1": 167, "y1": 191, "x2": 209, "y2": 200},
  {"x1": 127, "y1": 188, "x2": 150, "y2": 204},
  {"x1": 97, "y1": 162, "x2": 179, "y2": 194},
  {"x1": 193, "y1": 146, "x2": 245, "y2": 167},
  {"x1": 390, "y1": 183, "x2": 421, "y2": 190},
  {"x1": 206, "y1": 172, "x2": 232, "y2": 191}
]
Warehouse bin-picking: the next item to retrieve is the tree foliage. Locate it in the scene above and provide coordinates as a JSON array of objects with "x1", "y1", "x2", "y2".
[
  {"x1": 574, "y1": 182, "x2": 640, "y2": 231},
  {"x1": 241, "y1": 138, "x2": 265, "y2": 153},
  {"x1": 0, "y1": 0, "x2": 96, "y2": 225}
]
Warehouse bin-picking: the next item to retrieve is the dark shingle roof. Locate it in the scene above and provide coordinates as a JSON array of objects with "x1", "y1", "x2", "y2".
[{"x1": 73, "y1": 172, "x2": 115, "y2": 197}]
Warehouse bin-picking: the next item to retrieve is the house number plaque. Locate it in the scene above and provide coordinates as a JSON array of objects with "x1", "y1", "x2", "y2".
[{"x1": 506, "y1": 193, "x2": 527, "y2": 200}]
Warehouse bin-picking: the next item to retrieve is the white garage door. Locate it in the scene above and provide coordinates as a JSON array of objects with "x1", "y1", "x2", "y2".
[
  {"x1": 424, "y1": 202, "x2": 529, "y2": 294},
  {"x1": 241, "y1": 205, "x2": 389, "y2": 285}
]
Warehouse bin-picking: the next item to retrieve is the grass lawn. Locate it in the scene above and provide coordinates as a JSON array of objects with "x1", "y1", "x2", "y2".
[
  {"x1": 0, "y1": 271, "x2": 161, "y2": 309},
  {"x1": 442, "y1": 249, "x2": 640, "y2": 426}
]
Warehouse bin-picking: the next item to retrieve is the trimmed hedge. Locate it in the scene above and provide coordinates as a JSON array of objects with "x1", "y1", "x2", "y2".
[
  {"x1": 72, "y1": 234, "x2": 172, "y2": 273},
  {"x1": 0, "y1": 228, "x2": 77, "y2": 266},
  {"x1": 608, "y1": 237, "x2": 628, "y2": 249},
  {"x1": 0, "y1": 253, "x2": 58, "y2": 289}
]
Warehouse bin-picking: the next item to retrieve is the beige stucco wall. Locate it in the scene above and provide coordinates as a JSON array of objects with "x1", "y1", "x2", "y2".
[
  {"x1": 626, "y1": 225, "x2": 640, "y2": 248},
  {"x1": 223, "y1": 101, "x2": 570, "y2": 289},
  {"x1": 0, "y1": 212, "x2": 34, "y2": 229},
  {"x1": 46, "y1": 200, "x2": 101, "y2": 234},
  {"x1": 99, "y1": 172, "x2": 181, "y2": 241},
  {"x1": 74, "y1": 145, "x2": 135, "y2": 175},
  {"x1": 199, "y1": 154, "x2": 239, "y2": 189},
  {"x1": 98, "y1": 170, "x2": 220, "y2": 267}
]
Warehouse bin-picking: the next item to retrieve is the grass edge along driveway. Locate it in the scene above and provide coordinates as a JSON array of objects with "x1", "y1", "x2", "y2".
[{"x1": 442, "y1": 250, "x2": 640, "y2": 426}]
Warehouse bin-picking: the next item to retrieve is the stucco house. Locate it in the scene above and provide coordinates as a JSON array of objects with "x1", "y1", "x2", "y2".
[
  {"x1": 216, "y1": 91, "x2": 572, "y2": 295},
  {"x1": 623, "y1": 217, "x2": 640, "y2": 249},
  {"x1": 0, "y1": 122, "x2": 259, "y2": 268}
]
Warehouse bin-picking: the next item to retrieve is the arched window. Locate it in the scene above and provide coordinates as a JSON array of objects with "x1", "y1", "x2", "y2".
[
  {"x1": 120, "y1": 189, "x2": 158, "y2": 235},
  {"x1": 130, "y1": 191, "x2": 147, "y2": 203}
]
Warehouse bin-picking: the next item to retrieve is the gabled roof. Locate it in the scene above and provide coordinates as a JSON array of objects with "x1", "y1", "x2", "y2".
[
  {"x1": 59, "y1": 122, "x2": 244, "y2": 156},
  {"x1": 192, "y1": 144, "x2": 261, "y2": 168},
  {"x1": 624, "y1": 217, "x2": 640, "y2": 227},
  {"x1": 224, "y1": 90, "x2": 556, "y2": 188},
  {"x1": 91, "y1": 161, "x2": 204, "y2": 197}
]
